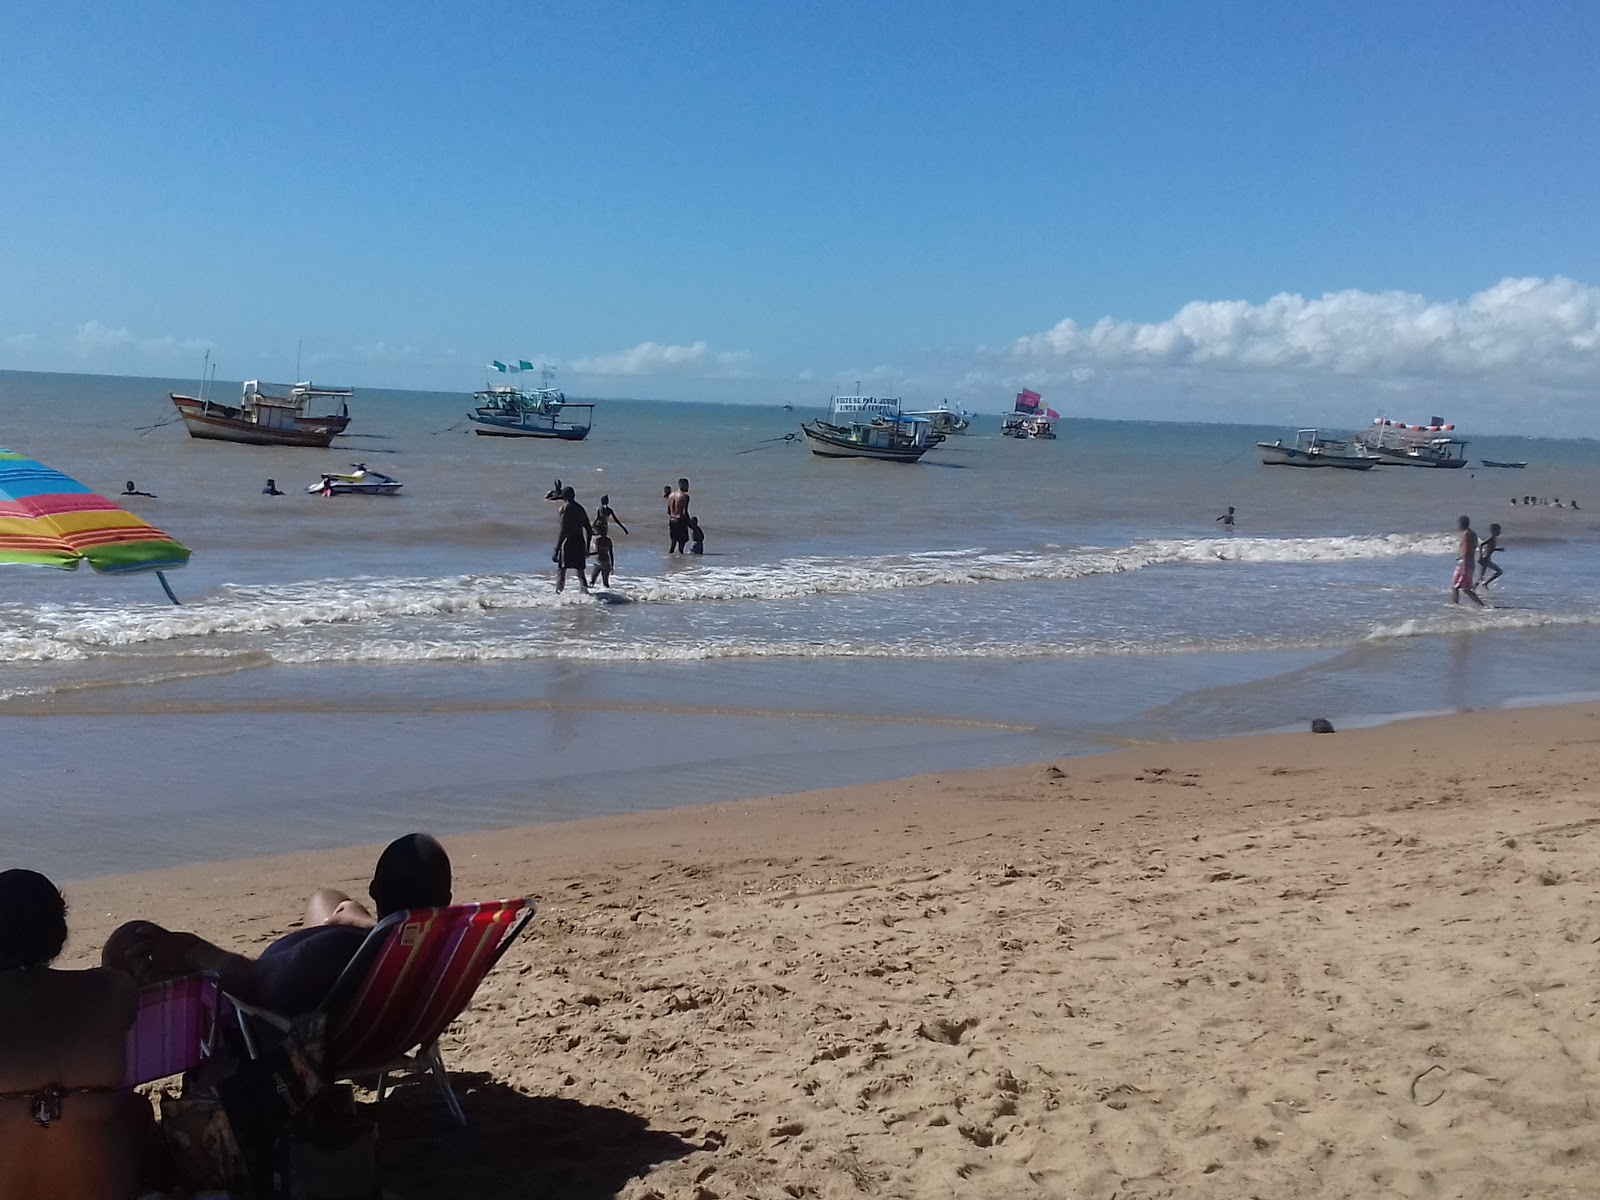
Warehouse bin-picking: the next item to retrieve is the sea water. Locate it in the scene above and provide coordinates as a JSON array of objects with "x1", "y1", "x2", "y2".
[{"x1": 4, "y1": 369, "x2": 1599, "y2": 876}]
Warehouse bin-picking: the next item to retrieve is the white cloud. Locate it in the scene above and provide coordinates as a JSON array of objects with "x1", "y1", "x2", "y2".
[
  {"x1": 1007, "y1": 276, "x2": 1600, "y2": 384},
  {"x1": 74, "y1": 320, "x2": 137, "y2": 355},
  {"x1": 567, "y1": 340, "x2": 752, "y2": 377},
  {"x1": 73, "y1": 320, "x2": 210, "y2": 359}
]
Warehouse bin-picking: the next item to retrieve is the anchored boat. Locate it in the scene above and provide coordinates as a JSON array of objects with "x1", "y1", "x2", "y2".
[
  {"x1": 1354, "y1": 417, "x2": 1469, "y2": 468},
  {"x1": 1258, "y1": 429, "x2": 1376, "y2": 469},
  {"x1": 169, "y1": 379, "x2": 352, "y2": 448},
  {"x1": 801, "y1": 394, "x2": 943, "y2": 462},
  {"x1": 468, "y1": 363, "x2": 593, "y2": 440},
  {"x1": 903, "y1": 401, "x2": 971, "y2": 435}
]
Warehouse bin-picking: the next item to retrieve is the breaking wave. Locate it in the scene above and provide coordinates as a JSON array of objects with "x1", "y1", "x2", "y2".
[{"x1": 1, "y1": 532, "x2": 1453, "y2": 661}]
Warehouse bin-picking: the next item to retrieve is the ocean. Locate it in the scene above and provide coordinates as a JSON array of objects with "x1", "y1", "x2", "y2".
[{"x1": 4, "y1": 368, "x2": 1599, "y2": 877}]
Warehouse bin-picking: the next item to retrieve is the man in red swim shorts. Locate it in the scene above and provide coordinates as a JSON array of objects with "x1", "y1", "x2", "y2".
[{"x1": 1451, "y1": 515, "x2": 1484, "y2": 607}]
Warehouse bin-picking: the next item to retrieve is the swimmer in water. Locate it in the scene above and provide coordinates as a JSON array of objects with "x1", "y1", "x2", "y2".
[
  {"x1": 121, "y1": 481, "x2": 156, "y2": 497},
  {"x1": 262, "y1": 478, "x2": 284, "y2": 496}
]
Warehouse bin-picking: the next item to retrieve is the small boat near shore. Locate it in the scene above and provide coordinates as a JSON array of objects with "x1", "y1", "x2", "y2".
[
  {"x1": 1481, "y1": 459, "x2": 1528, "y2": 469},
  {"x1": 1354, "y1": 417, "x2": 1469, "y2": 468},
  {"x1": 801, "y1": 394, "x2": 943, "y2": 462},
  {"x1": 1258, "y1": 429, "x2": 1376, "y2": 469},
  {"x1": 308, "y1": 464, "x2": 403, "y2": 496},
  {"x1": 169, "y1": 379, "x2": 352, "y2": 448}
]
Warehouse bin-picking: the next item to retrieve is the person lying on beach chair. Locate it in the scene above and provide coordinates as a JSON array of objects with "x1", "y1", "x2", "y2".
[
  {"x1": 103, "y1": 833, "x2": 452, "y2": 1016},
  {"x1": 0, "y1": 869, "x2": 147, "y2": 1200}
]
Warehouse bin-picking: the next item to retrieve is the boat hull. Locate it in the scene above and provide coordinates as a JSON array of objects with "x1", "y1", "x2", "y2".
[
  {"x1": 1258, "y1": 443, "x2": 1375, "y2": 469},
  {"x1": 170, "y1": 395, "x2": 348, "y2": 448},
  {"x1": 1365, "y1": 450, "x2": 1468, "y2": 468},
  {"x1": 1481, "y1": 460, "x2": 1527, "y2": 469},
  {"x1": 470, "y1": 420, "x2": 590, "y2": 440}
]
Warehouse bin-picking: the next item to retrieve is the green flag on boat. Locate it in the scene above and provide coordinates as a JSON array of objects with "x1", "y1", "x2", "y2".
[
  {"x1": 490, "y1": 360, "x2": 509, "y2": 372},
  {"x1": 518, "y1": 360, "x2": 535, "y2": 371}
]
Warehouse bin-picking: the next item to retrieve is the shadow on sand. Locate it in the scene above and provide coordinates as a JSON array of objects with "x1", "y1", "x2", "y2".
[{"x1": 376, "y1": 1073, "x2": 699, "y2": 1199}]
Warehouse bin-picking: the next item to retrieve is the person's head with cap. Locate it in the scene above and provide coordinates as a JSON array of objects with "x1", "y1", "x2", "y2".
[
  {"x1": 0, "y1": 868, "x2": 68, "y2": 970},
  {"x1": 368, "y1": 834, "x2": 452, "y2": 917}
]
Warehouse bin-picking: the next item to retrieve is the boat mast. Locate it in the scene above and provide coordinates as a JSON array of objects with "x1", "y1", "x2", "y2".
[{"x1": 197, "y1": 349, "x2": 210, "y2": 403}]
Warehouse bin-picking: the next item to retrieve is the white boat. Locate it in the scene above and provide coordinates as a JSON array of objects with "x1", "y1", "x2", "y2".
[
  {"x1": 801, "y1": 394, "x2": 943, "y2": 462},
  {"x1": 467, "y1": 364, "x2": 593, "y2": 439},
  {"x1": 1257, "y1": 429, "x2": 1376, "y2": 469},
  {"x1": 307, "y1": 464, "x2": 404, "y2": 495},
  {"x1": 1354, "y1": 417, "x2": 1468, "y2": 468},
  {"x1": 902, "y1": 401, "x2": 971, "y2": 435}
]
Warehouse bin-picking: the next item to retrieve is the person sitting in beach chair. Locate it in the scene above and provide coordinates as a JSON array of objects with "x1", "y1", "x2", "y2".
[
  {"x1": 0, "y1": 869, "x2": 147, "y2": 1200},
  {"x1": 103, "y1": 834, "x2": 452, "y2": 1016}
]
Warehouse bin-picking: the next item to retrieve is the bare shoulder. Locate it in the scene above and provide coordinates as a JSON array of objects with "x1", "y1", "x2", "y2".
[{"x1": 62, "y1": 965, "x2": 139, "y2": 1026}]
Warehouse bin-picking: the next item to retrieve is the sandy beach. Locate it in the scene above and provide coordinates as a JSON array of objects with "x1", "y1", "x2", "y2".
[{"x1": 58, "y1": 702, "x2": 1600, "y2": 1199}]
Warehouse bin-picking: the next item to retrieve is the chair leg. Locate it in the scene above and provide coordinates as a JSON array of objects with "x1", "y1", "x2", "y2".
[
  {"x1": 374, "y1": 1071, "x2": 390, "y2": 1105},
  {"x1": 425, "y1": 1042, "x2": 467, "y2": 1126}
]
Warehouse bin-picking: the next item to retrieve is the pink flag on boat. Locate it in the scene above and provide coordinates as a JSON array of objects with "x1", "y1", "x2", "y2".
[
  {"x1": 1045, "y1": 407, "x2": 1061, "y2": 419},
  {"x1": 1014, "y1": 389, "x2": 1041, "y2": 413}
]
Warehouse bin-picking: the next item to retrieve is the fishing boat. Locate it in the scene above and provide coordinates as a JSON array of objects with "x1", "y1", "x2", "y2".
[
  {"x1": 307, "y1": 464, "x2": 403, "y2": 496},
  {"x1": 467, "y1": 363, "x2": 593, "y2": 439},
  {"x1": 1481, "y1": 459, "x2": 1528, "y2": 469},
  {"x1": 1353, "y1": 417, "x2": 1469, "y2": 468},
  {"x1": 801, "y1": 394, "x2": 943, "y2": 462},
  {"x1": 169, "y1": 379, "x2": 352, "y2": 447},
  {"x1": 903, "y1": 401, "x2": 971, "y2": 435},
  {"x1": 1001, "y1": 413, "x2": 1056, "y2": 439},
  {"x1": 1258, "y1": 429, "x2": 1377, "y2": 469}
]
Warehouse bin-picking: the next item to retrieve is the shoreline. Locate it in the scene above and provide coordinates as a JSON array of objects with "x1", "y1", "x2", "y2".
[{"x1": 51, "y1": 701, "x2": 1600, "y2": 1196}]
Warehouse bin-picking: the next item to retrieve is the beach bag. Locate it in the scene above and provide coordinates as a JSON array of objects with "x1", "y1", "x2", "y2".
[{"x1": 159, "y1": 1090, "x2": 251, "y2": 1196}]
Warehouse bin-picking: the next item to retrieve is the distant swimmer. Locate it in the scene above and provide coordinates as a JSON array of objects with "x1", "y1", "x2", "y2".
[
  {"x1": 688, "y1": 516, "x2": 704, "y2": 554},
  {"x1": 595, "y1": 494, "x2": 629, "y2": 535},
  {"x1": 545, "y1": 478, "x2": 564, "y2": 502},
  {"x1": 121, "y1": 480, "x2": 156, "y2": 497},
  {"x1": 1452, "y1": 515, "x2": 1484, "y2": 607},
  {"x1": 553, "y1": 486, "x2": 592, "y2": 594},
  {"x1": 262, "y1": 478, "x2": 284, "y2": 496},
  {"x1": 1477, "y1": 522, "x2": 1503, "y2": 588},
  {"x1": 1215, "y1": 506, "x2": 1235, "y2": 528}
]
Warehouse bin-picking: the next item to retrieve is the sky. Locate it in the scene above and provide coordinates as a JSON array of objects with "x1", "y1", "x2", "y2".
[{"x1": 3, "y1": 1, "x2": 1599, "y2": 432}]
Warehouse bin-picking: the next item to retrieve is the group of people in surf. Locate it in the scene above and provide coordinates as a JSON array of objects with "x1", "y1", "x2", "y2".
[
  {"x1": 1510, "y1": 495, "x2": 1579, "y2": 509},
  {"x1": 546, "y1": 476, "x2": 704, "y2": 594}
]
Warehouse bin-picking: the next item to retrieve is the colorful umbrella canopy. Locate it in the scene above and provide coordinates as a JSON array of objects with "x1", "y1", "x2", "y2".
[{"x1": 0, "y1": 447, "x2": 191, "y2": 574}]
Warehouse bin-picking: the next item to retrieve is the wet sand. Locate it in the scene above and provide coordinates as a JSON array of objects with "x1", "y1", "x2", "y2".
[{"x1": 58, "y1": 702, "x2": 1600, "y2": 1198}]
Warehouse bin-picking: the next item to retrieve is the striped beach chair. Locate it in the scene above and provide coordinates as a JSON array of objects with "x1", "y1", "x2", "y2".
[
  {"x1": 125, "y1": 973, "x2": 221, "y2": 1086},
  {"x1": 234, "y1": 899, "x2": 535, "y2": 1125}
]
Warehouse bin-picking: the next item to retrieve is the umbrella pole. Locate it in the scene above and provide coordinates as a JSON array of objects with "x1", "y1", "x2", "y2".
[{"x1": 156, "y1": 571, "x2": 182, "y2": 606}]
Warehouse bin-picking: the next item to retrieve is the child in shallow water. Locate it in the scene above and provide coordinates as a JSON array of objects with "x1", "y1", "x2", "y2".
[
  {"x1": 688, "y1": 517, "x2": 704, "y2": 554},
  {"x1": 589, "y1": 527, "x2": 615, "y2": 588}
]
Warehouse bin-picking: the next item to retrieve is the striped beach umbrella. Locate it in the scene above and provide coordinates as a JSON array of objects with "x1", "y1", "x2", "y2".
[{"x1": 0, "y1": 446, "x2": 191, "y2": 601}]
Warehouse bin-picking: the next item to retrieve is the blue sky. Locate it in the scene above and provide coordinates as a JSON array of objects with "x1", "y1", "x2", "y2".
[{"x1": 3, "y1": 1, "x2": 1599, "y2": 428}]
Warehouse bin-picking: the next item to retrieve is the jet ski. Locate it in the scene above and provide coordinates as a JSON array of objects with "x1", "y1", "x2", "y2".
[{"x1": 307, "y1": 464, "x2": 404, "y2": 496}]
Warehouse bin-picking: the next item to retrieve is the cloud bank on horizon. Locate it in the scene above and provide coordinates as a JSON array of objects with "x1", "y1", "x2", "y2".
[
  {"x1": 9, "y1": 276, "x2": 1600, "y2": 429},
  {"x1": 1006, "y1": 276, "x2": 1600, "y2": 385}
]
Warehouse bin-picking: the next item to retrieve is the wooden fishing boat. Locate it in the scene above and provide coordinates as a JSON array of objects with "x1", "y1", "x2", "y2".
[
  {"x1": 801, "y1": 394, "x2": 943, "y2": 462},
  {"x1": 169, "y1": 379, "x2": 352, "y2": 448},
  {"x1": 1481, "y1": 459, "x2": 1528, "y2": 469}
]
